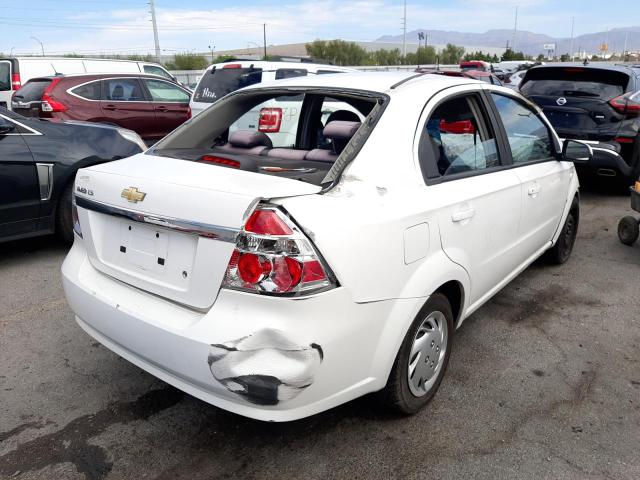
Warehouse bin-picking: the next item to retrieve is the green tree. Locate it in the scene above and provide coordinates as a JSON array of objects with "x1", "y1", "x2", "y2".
[
  {"x1": 501, "y1": 48, "x2": 526, "y2": 61},
  {"x1": 305, "y1": 39, "x2": 369, "y2": 66},
  {"x1": 439, "y1": 43, "x2": 465, "y2": 64},
  {"x1": 406, "y1": 45, "x2": 437, "y2": 65},
  {"x1": 559, "y1": 53, "x2": 571, "y2": 62},
  {"x1": 165, "y1": 53, "x2": 208, "y2": 70}
]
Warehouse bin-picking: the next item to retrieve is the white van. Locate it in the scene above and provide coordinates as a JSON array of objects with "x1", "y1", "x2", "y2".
[
  {"x1": 190, "y1": 60, "x2": 358, "y2": 146},
  {"x1": 0, "y1": 57, "x2": 175, "y2": 110}
]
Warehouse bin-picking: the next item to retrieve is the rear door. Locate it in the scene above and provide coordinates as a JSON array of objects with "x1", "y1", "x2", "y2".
[
  {"x1": 488, "y1": 91, "x2": 570, "y2": 258},
  {"x1": 99, "y1": 77, "x2": 154, "y2": 137},
  {"x1": 0, "y1": 113, "x2": 41, "y2": 239},
  {"x1": 418, "y1": 89, "x2": 523, "y2": 306},
  {"x1": 520, "y1": 67, "x2": 630, "y2": 138},
  {"x1": 141, "y1": 78, "x2": 190, "y2": 140}
]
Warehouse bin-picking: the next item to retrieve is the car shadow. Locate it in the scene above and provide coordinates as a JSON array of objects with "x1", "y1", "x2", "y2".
[{"x1": 0, "y1": 234, "x2": 69, "y2": 261}]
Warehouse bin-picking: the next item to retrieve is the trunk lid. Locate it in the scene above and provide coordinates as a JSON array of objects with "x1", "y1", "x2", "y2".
[
  {"x1": 521, "y1": 66, "x2": 631, "y2": 138},
  {"x1": 74, "y1": 153, "x2": 320, "y2": 309}
]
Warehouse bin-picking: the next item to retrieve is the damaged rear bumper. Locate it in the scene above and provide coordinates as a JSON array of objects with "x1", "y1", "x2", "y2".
[{"x1": 62, "y1": 239, "x2": 413, "y2": 421}]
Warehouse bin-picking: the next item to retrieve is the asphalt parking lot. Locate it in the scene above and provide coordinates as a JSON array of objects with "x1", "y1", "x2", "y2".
[{"x1": 1, "y1": 189, "x2": 639, "y2": 480}]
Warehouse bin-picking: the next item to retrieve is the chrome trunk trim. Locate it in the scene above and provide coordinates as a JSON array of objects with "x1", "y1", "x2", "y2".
[{"x1": 75, "y1": 195, "x2": 240, "y2": 243}]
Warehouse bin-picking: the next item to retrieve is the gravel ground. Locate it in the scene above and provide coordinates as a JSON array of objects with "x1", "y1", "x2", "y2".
[{"x1": 1, "y1": 189, "x2": 639, "y2": 480}]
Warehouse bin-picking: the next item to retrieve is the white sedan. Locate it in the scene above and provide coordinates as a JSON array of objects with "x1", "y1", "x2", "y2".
[{"x1": 62, "y1": 72, "x2": 591, "y2": 421}]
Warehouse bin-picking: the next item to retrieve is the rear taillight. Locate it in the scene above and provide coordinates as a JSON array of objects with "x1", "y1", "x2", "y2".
[
  {"x1": 11, "y1": 73, "x2": 21, "y2": 90},
  {"x1": 222, "y1": 206, "x2": 336, "y2": 295},
  {"x1": 609, "y1": 92, "x2": 640, "y2": 115},
  {"x1": 258, "y1": 107, "x2": 282, "y2": 133},
  {"x1": 615, "y1": 136, "x2": 635, "y2": 144},
  {"x1": 41, "y1": 78, "x2": 67, "y2": 113}
]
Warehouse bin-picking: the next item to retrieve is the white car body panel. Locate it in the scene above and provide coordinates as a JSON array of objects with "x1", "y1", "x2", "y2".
[{"x1": 62, "y1": 72, "x2": 580, "y2": 421}]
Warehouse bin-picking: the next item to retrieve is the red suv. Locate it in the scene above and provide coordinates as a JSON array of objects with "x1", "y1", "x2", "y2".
[{"x1": 11, "y1": 73, "x2": 191, "y2": 141}]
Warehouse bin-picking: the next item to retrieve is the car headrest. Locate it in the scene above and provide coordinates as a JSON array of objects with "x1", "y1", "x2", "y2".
[
  {"x1": 228, "y1": 130, "x2": 273, "y2": 148},
  {"x1": 323, "y1": 121, "x2": 361, "y2": 140}
]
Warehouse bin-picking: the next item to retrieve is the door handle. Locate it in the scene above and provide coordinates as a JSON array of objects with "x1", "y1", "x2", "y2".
[
  {"x1": 103, "y1": 104, "x2": 118, "y2": 111},
  {"x1": 528, "y1": 184, "x2": 541, "y2": 197},
  {"x1": 451, "y1": 208, "x2": 476, "y2": 222},
  {"x1": 155, "y1": 106, "x2": 168, "y2": 112}
]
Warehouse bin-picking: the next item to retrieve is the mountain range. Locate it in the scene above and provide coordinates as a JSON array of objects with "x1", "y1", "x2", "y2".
[{"x1": 376, "y1": 26, "x2": 640, "y2": 55}]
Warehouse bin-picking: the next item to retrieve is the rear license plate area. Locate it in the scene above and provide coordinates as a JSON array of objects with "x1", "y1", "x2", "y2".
[{"x1": 119, "y1": 222, "x2": 169, "y2": 273}]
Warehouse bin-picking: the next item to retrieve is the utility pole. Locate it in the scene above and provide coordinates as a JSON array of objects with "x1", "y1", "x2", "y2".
[
  {"x1": 149, "y1": 0, "x2": 161, "y2": 63},
  {"x1": 208, "y1": 45, "x2": 215, "y2": 63},
  {"x1": 512, "y1": 5, "x2": 519, "y2": 52},
  {"x1": 402, "y1": 0, "x2": 407, "y2": 58},
  {"x1": 569, "y1": 16, "x2": 575, "y2": 60},
  {"x1": 623, "y1": 30, "x2": 629, "y2": 60},
  {"x1": 263, "y1": 24, "x2": 267, "y2": 60}
]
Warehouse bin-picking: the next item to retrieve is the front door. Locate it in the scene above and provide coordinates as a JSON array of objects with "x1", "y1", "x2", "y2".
[
  {"x1": 0, "y1": 114, "x2": 40, "y2": 239},
  {"x1": 489, "y1": 92, "x2": 570, "y2": 258},
  {"x1": 418, "y1": 92, "x2": 522, "y2": 306}
]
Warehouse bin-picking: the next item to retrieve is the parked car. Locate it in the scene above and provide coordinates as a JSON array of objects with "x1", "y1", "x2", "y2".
[
  {"x1": 63, "y1": 72, "x2": 590, "y2": 421},
  {"x1": 0, "y1": 57, "x2": 175, "y2": 110},
  {"x1": 520, "y1": 63, "x2": 640, "y2": 183},
  {"x1": 191, "y1": 60, "x2": 357, "y2": 146},
  {"x1": 459, "y1": 60, "x2": 491, "y2": 72},
  {"x1": 0, "y1": 106, "x2": 145, "y2": 243},
  {"x1": 190, "y1": 60, "x2": 356, "y2": 115},
  {"x1": 11, "y1": 73, "x2": 191, "y2": 142}
]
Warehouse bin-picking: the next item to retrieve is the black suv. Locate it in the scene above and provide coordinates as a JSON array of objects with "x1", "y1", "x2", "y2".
[{"x1": 520, "y1": 63, "x2": 640, "y2": 184}]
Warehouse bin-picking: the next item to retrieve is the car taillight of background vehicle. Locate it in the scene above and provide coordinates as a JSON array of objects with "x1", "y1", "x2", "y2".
[
  {"x1": 609, "y1": 92, "x2": 640, "y2": 115},
  {"x1": 258, "y1": 107, "x2": 283, "y2": 133},
  {"x1": 222, "y1": 206, "x2": 336, "y2": 295},
  {"x1": 41, "y1": 78, "x2": 67, "y2": 113},
  {"x1": 11, "y1": 73, "x2": 21, "y2": 90}
]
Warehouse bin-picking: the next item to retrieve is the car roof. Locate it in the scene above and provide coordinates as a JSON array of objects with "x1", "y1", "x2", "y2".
[{"x1": 241, "y1": 71, "x2": 479, "y2": 95}]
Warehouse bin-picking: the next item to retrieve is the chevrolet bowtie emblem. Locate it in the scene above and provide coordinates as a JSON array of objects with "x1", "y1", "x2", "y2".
[{"x1": 121, "y1": 187, "x2": 146, "y2": 203}]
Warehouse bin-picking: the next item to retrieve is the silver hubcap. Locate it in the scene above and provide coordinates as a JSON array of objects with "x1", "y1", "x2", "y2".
[{"x1": 407, "y1": 311, "x2": 448, "y2": 397}]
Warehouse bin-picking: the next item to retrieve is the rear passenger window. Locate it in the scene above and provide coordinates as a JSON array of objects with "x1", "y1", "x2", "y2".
[
  {"x1": 72, "y1": 81, "x2": 101, "y2": 100},
  {"x1": 275, "y1": 68, "x2": 307, "y2": 80},
  {"x1": 102, "y1": 79, "x2": 145, "y2": 101},
  {"x1": 419, "y1": 94, "x2": 500, "y2": 180},
  {"x1": 491, "y1": 93, "x2": 554, "y2": 164}
]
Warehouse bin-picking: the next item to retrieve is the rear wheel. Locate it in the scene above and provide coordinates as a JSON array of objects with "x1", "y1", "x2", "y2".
[
  {"x1": 56, "y1": 181, "x2": 74, "y2": 244},
  {"x1": 618, "y1": 216, "x2": 639, "y2": 245},
  {"x1": 380, "y1": 293, "x2": 453, "y2": 414},
  {"x1": 546, "y1": 197, "x2": 579, "y2": 265}
]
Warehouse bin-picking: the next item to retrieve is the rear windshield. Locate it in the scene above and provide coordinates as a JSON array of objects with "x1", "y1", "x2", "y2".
[
  {"x1": 520, "y1": 67, "x2": 629, "y2": 100},
  {"x1": 193, "y1": 68, "x2": 263, "y2": 103},
  {"x1": 0, "y1": 62, "x2": 10, "y2": 91},
  {"x1": 13, "y1": 79, "x2": 52, "y2": 102},
  {"x1": 150, "y1": 89, "x2": 383, "y2": 187}
]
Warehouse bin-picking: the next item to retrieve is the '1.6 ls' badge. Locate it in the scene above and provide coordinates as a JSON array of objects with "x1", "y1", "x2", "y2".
[{"x1": 121, "y1": 187, "x2": 146, "y2": 203}]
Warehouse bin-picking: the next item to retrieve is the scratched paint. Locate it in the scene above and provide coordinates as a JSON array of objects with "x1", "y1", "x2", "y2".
[{"x1": 207, "y1": 329, "x2": 323, "y2": 405}]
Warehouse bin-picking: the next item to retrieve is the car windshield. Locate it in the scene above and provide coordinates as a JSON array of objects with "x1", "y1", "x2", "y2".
[
  {"x1": 151, "y1": 88, "x2": 383, "y2": 186},
  {"x1": 193, "y1": 67, "x2": 263, "y2": 103},
  {"x1": 520, "y1": 67, "x2": 629, "y2": 100},
  {"x1": 12, "y1": 79, "x2": 52, "y2": 102}
]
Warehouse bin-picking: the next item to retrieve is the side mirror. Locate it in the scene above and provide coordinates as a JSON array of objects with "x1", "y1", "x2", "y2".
[
  {"x1": 0, "y1": 118, "x2": 16, "y2": 135},
  {"x1": 562, "y1": 139, "x2": 592, "y2": 163}
]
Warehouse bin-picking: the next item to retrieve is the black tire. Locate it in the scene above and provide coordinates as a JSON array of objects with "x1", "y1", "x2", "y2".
[
  {"x1": 379, "y1": 293, "x2": 454, "y2": 414},
  {"x1": 546, "y1": 197, "x2": 579, "y2": 265},
  {"x1": 618, "y1": 216, "x2": 640, "y2": 246},
  {"x1": 56, "y1": 181, "x2": 74, "y2": 244}
]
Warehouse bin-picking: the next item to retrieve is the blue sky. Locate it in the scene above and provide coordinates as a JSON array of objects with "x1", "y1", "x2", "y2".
[{"x1": 1, "y1": 0, "x2": 638, "y2": 56}]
